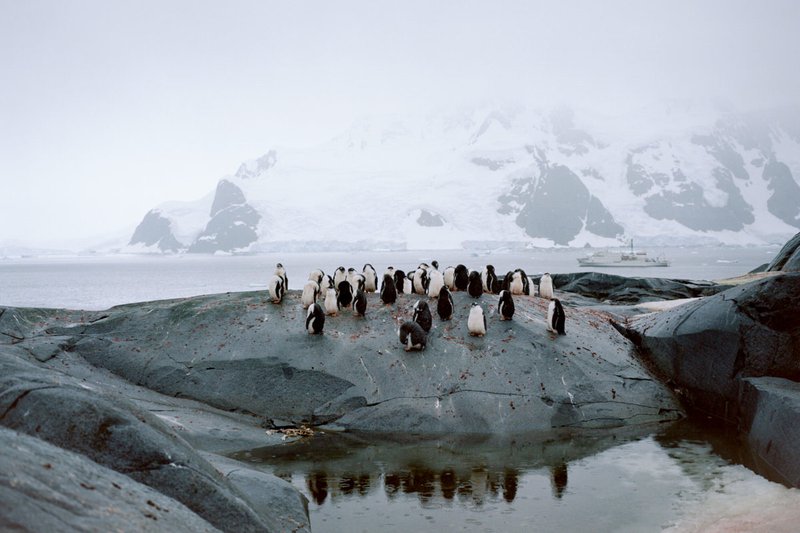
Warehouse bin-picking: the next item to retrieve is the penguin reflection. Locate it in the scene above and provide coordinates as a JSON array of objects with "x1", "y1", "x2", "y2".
[{"x1": 550, "y1": 462, "x2": 568, "y2": 499}]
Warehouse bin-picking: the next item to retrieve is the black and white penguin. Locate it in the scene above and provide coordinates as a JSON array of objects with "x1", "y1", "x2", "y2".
[
  {"x1": 362, "y1": 264, "x2": 378, "y2": 293},
  {"x1": 393, "y1": 269, "x2": 406, "y2": 294},
  {"x1": 467, "y1": 271, "x2": 483, "y2": 298},
  {"x1": 498, "y1": 290, "x2": 515, "y2": 320},
  {"x1": 509, "y1": 271, "x2": 524, "y2": 295},
  {"x1": 351, "y1": 273, "x2": 366, "y2": 294},
  {"x1": 453, "y1": 264, "x2": 469, "y2": 291},
  {"x1": 443, "y1": 266, "x2": 456, "y2": 290},
  {"x1": 547, "y1": 298, "x2": 566, "y2": 335},
  {"x1": 539, "y1": 273, "x2": 554, "y2": 300},
  {"x1": 306, "y1": 303, "x2": 325, "y2": 334},
  {"x1": 437, "y1": 286, "x2": 454, "y2": 321},
  {"x1": 468, "y1": 303, "x2": 487, "y2": 336},
  {"x1": 517, "y1": 269, "x2": 531, "y2": 295},
  {"x1": 319, "y1": 274, "x2": 334, "y2": 293},
  {"x1": 481, "y1": 265, "x2": 498, "y2": 294},
  {"x1": 399, "y1": 321, "x2": 427, "y2": 351},
  {"x1": 380, "y1": 273, "x2": 397, "y2": 304},
  {"x1": 301, "y1": 280, "x2": 319, "y2": 309},
  {"x1": 268, "y1": 275, "x2": 284, "y2": 304},
  {"x1": 427, "y1": 268, "x2": 445, "y2": 298},
  {"x1": 324, "y1": 287, "x2": 339, "y2": 316},
  {"x1": 308, "y1": 268, "x2": 324, "y2": 284},
  {"x1": 275, "y1": 263, "x2": 288, "y2": 293},
  {"x1": 501, "y1": 270, "x2": 514, "y2": 292},
  {"x1": 412, "y1": 300, "x2": 433, "y2": 332},
  {"x1": 413, "y1": 266, "x2": 429, "y2": 295},
  {"x1": 333, "y1": 267, "x2": 347, "y2": 288},
  {"x1": 353, "y1": 289, "x2": 367, "y2": 316},
  {"x1": 337, "y1": 280, "x2": 354, "y2": 309}
]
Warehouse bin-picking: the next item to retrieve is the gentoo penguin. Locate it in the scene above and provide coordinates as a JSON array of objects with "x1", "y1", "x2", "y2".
[
  {"x1": 547, "y1": 298, "x2": 566, "y2": 335},
  {"x1": 509, "y1": 271, "x2": 524, "y2": 295},
  {"x1": 468, "y1": 303, "x2": 487, "y2": 336},
  {"x1": 275, "y1": 263, "x2": 288, "y2": 293},
  {"x1": 268, "y1": 275, "x2": 284, "y2": 304},
  {"x1": 467, "y1": 271, "x2": 483, "y2": 298},
  {"x1": 403, "y1": 272, "x2": 413, "y2": 295},
  {"x1": 319, "y1": 274, "x2": 334, "y2": 293},
  {"x1": 443, "y1": 266, "x2": 456, "y2": 290},
  {"x1": 324, "y1": 287, "x2": 339, "y2": 316},
  {"x1": 384, "y1": 266, "x2": 395, "y2": 279},
  {"x1": 393, "y1": 269, "x2": 406, "y2": 294},
  {"x1": 437, "y1": 286, "x2": 454, "y2": 321},
  {"x1": 333, "y1": 267, "x2": 347, "y2": 288},
  {"x1": 351, "y1": 273, "x2": 366, "y2": 294},
  {"x1": 454, "y1": 264, "x2": 469, "y2": 291},
  {"x1": 337, "y1": 280, "x2": 354, "y2": 309},
  {"x1": 517, "y1": 269, "x2": 531, "y2": 295},
  {"x1": 482, "y1": 265, "x2": 498, "y2": 294},
  {"x1": 399, "y1": 321, "x2": 426, "y2": 351},
  {"x1": 412, "y1": 300, "x2": 433, "y2": 332},
  {"x1": 362, "y1": 264, "x2": 378, "y2": 293},
  {"x1": 539, "y1": 273, "x2": 554, "y2": 299},
  {"x1": 380, "y1": 273, "x2": 397, "y2": 304},
  {"x1": 306, "y1": 303, "x2": 325, "y2": 334},
  {"x1": 427, "y1": 268, "x2": 445, "y2": 298},
  {"x1": 353, "y1": 289, "x2": 367, "y2": 316},
  {"x1": 308, "y1": 268, "x2": 324, "y2": 284},
  {"x1": 413, "y1": 266, "x2": 429, "y2": 295},
  {"x1": 301, "y1": 280, "x2": 319, "y2": 309},
  {"x1": 498, "y1": 290, "x2": 515, "y2": 320}
]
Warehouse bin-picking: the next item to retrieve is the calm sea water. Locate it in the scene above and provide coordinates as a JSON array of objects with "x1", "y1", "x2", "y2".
[{"x1": 2, "y1": 245, "x2": 796, "y2": 532}]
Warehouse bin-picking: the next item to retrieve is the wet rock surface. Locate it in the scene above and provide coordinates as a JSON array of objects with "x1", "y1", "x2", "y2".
[{"x1": 767, "y1": 231, "x2": 800, "y2": 272}]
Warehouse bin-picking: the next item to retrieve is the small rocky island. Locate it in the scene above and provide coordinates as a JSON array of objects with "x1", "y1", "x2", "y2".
[{"x1": 2, "y1": 233, "x2": 799, "y2": 531}]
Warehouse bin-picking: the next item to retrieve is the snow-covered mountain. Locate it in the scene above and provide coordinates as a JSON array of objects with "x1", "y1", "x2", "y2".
[{"x1": 128, "y1": 103, "x2": 800, "y2": 252}]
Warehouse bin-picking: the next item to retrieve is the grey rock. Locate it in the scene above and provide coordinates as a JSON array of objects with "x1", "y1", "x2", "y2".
[
  {"x1": 416, "y1": 209, "x2": 445, "y2": 227},
  {"x1": 189, "y1": 180, "x2": 261, "y2": 253},
  {"x1": 763, "y1": 160, "x2": 800, "y2": 230},
  {"x1": 767, "y1": 231, "x2": 800, "y2": 272},
  {"x1": 129, "y1": 209, "x2": 184, "y2": 252},
  {"x1": 0, "y1": 427, "x2": 220, "y2": 533}
]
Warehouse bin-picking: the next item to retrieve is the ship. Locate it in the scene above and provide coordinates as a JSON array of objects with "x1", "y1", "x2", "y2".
[{"x1": 577, "y1": 241, "x2": 671, "y2": 268}]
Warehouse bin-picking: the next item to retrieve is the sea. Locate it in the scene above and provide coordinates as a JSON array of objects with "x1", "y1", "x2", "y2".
[{"x1": 2, "y1": 244, "x2": 798, "y2": 532}]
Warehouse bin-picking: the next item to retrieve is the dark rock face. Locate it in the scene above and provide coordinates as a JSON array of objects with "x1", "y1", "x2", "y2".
[
  {"x1": 416, "y1": 209, "x2": 445, "y2": 227},
  {"x1": 536, "y1": 272, "x2": 729, "y2": 303},
  {"x1": 189, "y1": 180, "x2": 261, "y2": 253},
  {"x1": 0, "y1": 427, "x2": 220, "y2": 532},
  {"x1": 499, "y1": 159, "x2": 622, "y2": 245},
  {"x1": 623, "y1": 273, "x2": 800, "y2": 422},
  {"x1": 767, "y1": 231, "x2": 800, "y2": 272},
  {"x1": 129, "y1": 209, "x2": 183, "y2": 252},
  {"x1": 763, "y1": 160, "x2": 800, "y2": 229}
]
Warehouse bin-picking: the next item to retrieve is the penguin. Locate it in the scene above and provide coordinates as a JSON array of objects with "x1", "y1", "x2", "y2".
[
  {"x1": 399, "y1": 321, "x2": 426, "y2": 351},
  {"x1": 403, "y1": 272, "x2": 413, "y2": 295},
  {"x1": 427, "y1": 268, "x2": 445, "y2": 298},
  {"x1": 498, "y1": 290, "x2": 515, "y2": 320},
  {"x1": 308, "y1": 268, "x2": 324, "y2": 284},
  {"x1": 443, "y1": 266, "x2": 456, "y2": 290},
  {"x1": 337, "y1": 280, "x2": 354, "y2": 309},
  {"x1": 268, "y1": 275, "x2": 284, "y2": 304},
  {"x1": 431, "y1": 260, "x2": 439, "y2": 271},
  {"x1": 502, "y1": 270, "x2": 515, "y2": 292},
  {"x1": 454, "y1": 264, "x2": 469, "y2": 291},
  {"x1": 437, "y1": 286, "x2": 454, "y2": 321},
  {"x1": 301, "y1": 280, "x2": 319, "y2": 309},
  {"x1": 333, "y1": 267, "x2": 347, "y2": 288},
  {"x1": 413, "y1": 266, "x2": 429, "y2": 295},
  {"x1": 380, "y1": 273, "x2": 397, "y2": 304},
  {"x1": 384, "y1": 266, "x2": 395, "y2": 279},
  {"x1": 362, "y1": 264, "x2": 378, "y2": 293},
  {"x1": 539, "y1": 273, "x2": 554, "y2": 300},
  {"x1": 275, "y1": 263, "x2": 288, "y2": 293},
  {"x1": 547, "y1": 298, "x2": 566, "y2": 335},
  {"x1": 306, "y1": 303, "x2": 325, "y2": 334},
  {"x1": 412, "y1": 300, "x2": 433, "y2": 332},
  {"x1": 468, "y1": 271, "x2": 483, "y2": 298},
  {"x1": 393, "y1": 269, "x2": 406, "y2": 294},
  {"x1": 319, "y1": 274, "x2": 334, "y2": 293},
  {"x1": 468, "y1": 303, "x2": 487, "y2": 336},
  {"x1": 324, "y1": 287, "x2": 339, "y2": 316},
  {"x1": 481, "y1": 265, "x2": 498, "y2": 294},
  {"x1": 346, "y1": 267, "x2": 358, "y2": 286},
  {"x1": 351, "y1": 273, "x2": 366, "y2": 294},
  {"x1": 353, "y1": 289, "x2": 367, "y2": 316},
  {"x1": 517, "y1": 269, "x2": 531, "y2": 295}
]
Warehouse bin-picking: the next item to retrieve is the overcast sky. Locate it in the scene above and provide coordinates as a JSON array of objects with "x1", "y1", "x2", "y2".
[{"x1": 2, "y1": 0, "x2": 799, "y2": 247}]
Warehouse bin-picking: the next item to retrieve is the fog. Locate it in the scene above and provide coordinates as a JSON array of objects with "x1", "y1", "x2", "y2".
[{"x1": 2, "y1": 0, "x2": 799, "y2": 247}]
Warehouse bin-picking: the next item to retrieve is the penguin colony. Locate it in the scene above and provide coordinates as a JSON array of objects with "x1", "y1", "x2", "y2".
[{"x1": 269, "y1": 262, "x2": 565, "y2": 342}]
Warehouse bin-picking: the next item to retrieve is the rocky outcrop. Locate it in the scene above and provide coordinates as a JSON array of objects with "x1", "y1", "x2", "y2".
[
  {"x1": 129, "y1": 209, "x2": 183, "y2": 252},
  {"x1": 189, "y1": 180, "x2": 261, "y2": 253},
  {"x1": 766, "y1": 231, "x2": 800, "y2": 272}
]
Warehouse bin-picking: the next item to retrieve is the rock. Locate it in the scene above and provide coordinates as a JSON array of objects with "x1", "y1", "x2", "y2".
[
  {"x1": 739, "y1": 377, "x2": 800, "y2": 487},
  {"x1": 129, "y1": 209, "x2": 184, "y2": 252},
  {"x1": 188, "y1": 180, "x2": 261, "y2": 253},
  {"x1": 0, "y1": 427, "x2": 220, "y2": 532},
  {"x1": 767, "y1": 231, "x2": 800, "y2": 272},
  {"x1": 52, "y1": 290, "x2": 681, "y2": 434}
]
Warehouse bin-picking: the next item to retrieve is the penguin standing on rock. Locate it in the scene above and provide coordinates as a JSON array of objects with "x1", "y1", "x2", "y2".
[
  {"x1": 308, "y1": 269, "x2": 324, "y2": 284},
  {"x1": 301, "y1": 280, "x2": 319, "y2": 309},
  {"x1": 319, "y1": 274, "x2": 334, "y2": 293},
  {"x1": 454, "y1": 264, "x2": 469, "y2": 291},
  {"x1": 337, "y1": 280, "x2": 354, "y2": 309},
  {"x1": 437, "y1": 286, "x2": 454, "y2": 321},
  {"x1": 468, "y1": 271, "x2": 483, "y2": 298},
  {"x1": 324, "y1": 287, "x2": 339, "y2": 316},
  {"x1": 444, "y1": 266, "x2": 456, "y2": 290},
  {"x1": 468, "y1": 303, "x2": 487, "y2": 336},
  {"x1": 275, "y1": 263, "x2": 288, "y2": 292},
  {"x1": 539, "y1": 273, "x2": 554, "y2": 299},
  {"x1": 306, "y1": 303, "x2": 325, "y2": 334},
  {"x1": 413, "y1": 266, "x2": 429, "y2": 295},
  {"x1": 393, "y1": 270, "x2": 406, "y2": 294},
  {"x1": 482, "y1": 265, "x2": 498, "y2": 294},
  {"x1": 363, "y1": 264, "x2": 378, "y2": 293},
  {"x1": 427, "y1": 269, "x2": 445, "y2": 298},
  {"x1": 353, "y1": 289, "x2": 367, "y2": 316},
  {"x1": 498, "y1": 290, "x2": 515, "y2": 320},
  {"x1": 412, "y1": 300, "x2": 433, "y2": 332},
  {"x1": 268, "y1": 275, "x2": 284, "y2": 304},
  {"x1": 380, "y1": 273, "x2": 397, "y2": 304},
  {"x1": 333, "y1": 267, "x2": 347, "y2": 287},
  {"x1": 399, "y1": 321, "x2": 426, "y2": 351},
  {"x1": 547, "y1": 298, "x2": 566, "y2": 335}
]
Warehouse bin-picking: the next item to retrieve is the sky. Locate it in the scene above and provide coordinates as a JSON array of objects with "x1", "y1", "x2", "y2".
[{"x1": 2, "y1": 0, "x2": 799, "y2": 248}]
